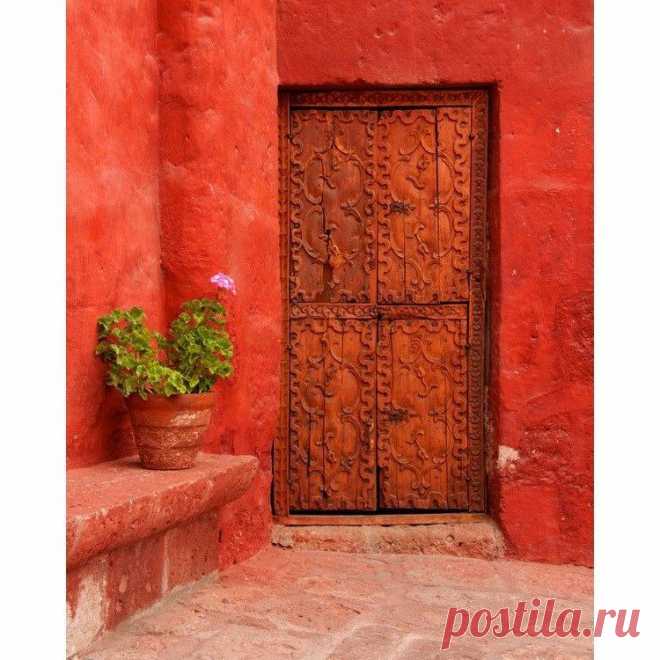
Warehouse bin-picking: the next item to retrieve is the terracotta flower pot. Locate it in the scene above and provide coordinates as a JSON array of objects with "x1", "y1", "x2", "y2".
[{"x1": 126, "y1": 393, "x2": 215, "y2": 470}]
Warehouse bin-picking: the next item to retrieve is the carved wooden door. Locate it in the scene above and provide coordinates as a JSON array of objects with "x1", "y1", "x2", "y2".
[{"x1": 276, "y1": 90, "x2": 488, "y2": 516}]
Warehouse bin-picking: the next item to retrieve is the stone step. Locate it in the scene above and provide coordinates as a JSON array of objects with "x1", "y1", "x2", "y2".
[{"x1": 272, "y1": 517, "x2": 505, "y2": 559}]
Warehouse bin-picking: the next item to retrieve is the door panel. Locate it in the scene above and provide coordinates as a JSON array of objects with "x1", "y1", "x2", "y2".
[
  {"x1": 377, "y1": 107, "x2": 471, "y2": 303},
  {"x1": 289, "y1": 318, "x2": 377, "y2": 511},
  {"x1": 377, "y1": 109, "x2": 438, "y2": 304},
  {"x1": 289, "y1": 109, "x2": 377, "y2": 304},
  {"x1": 377, "y1": 318, "x2": 469, "y2": 510}
]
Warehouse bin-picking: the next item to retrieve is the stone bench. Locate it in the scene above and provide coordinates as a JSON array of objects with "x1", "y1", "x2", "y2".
[{"x1": 66, "y1": 453, "x2": 258, "y2": 657}]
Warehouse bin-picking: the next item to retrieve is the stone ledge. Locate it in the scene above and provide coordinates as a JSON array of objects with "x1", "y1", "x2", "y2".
[
  {"x1": 67, "y1": 452, "x2": 259, "y2": 656},
  {"x1": 272, "y1": 518, "x2": 506, "y2": 559},
  {"x1": 67, "y1": 453, "x2": 258, "y2": 569}
]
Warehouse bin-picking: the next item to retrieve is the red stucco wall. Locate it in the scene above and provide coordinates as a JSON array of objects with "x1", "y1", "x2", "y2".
[
  {"x1": 278, "y1": 0, "x2": 593, "y2": 566},
  {"x1": 68, "y1": 1, "x2": 592, "y2": 567},
  {"x1": 67, "y1": 0, "x2": 165, "y2": 468},
  {"x1": 67, "y1": 0, "x2": 279, "y2": 566},
  {"x1": 157, "y1": 0, "x2": 279, "y2": 567}
]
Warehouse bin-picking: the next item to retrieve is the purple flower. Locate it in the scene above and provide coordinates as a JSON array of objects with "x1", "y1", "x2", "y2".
[{"x1": 210, "y1": 272, "x2": 237, "y2": 295}]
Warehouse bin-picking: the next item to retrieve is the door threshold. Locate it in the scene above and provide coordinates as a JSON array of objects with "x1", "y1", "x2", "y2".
[
  {"x1": 274, "y1": 512, "x2": 488, "y2": 527},
  {"x1": 272, "y1": 513, "x2": 504, "y2": 559}
]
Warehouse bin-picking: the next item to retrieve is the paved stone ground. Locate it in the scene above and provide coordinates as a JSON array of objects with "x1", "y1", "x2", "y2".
[{"x1": 82, "y1": 548, "x2": 593, "y2": 659}]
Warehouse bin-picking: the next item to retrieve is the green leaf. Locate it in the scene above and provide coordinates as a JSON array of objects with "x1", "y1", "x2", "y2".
[{"x1": 95, "y1": 299, "x2": 234, "y2": 398}]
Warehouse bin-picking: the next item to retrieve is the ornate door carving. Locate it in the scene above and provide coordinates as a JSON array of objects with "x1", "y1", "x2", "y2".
[
  {"x1": 289, "y1": 109, "x2": 377, "y2": 304},
  {"x1": 378, "y1": 108, "x2": 471, "y2": 303},
  {"x1": 289, "y1": 318, "x2": 377, "y2": 510},
  {"x1": 377, "y1": 316, "x2": 468, "y2": 510},
  {"x1": 276, "y1": 90, "x2": 488, "y2": 516}
]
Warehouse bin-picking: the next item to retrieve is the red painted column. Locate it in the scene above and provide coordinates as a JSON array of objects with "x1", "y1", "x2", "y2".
[
  {"x1": 158, "y1": 0, "x2": 280, "y2": 566},
  {"x1": 67, "y1": 0, "x2": 165, "y2": 468}
]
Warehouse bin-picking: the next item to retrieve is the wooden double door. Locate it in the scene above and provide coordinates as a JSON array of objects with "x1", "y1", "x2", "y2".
[{"x1": 275, "y1": 89, "x2": 488, "y2": 516}]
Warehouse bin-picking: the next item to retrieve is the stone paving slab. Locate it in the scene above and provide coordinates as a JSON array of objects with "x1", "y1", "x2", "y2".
[{"x1": 81, "y1": 547, "x2": 593, "y2": 659}]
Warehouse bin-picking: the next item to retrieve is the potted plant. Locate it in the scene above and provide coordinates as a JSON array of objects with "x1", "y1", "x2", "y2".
[{"x1": 95, "y1": 273, "x2": 236, "y2": 470}]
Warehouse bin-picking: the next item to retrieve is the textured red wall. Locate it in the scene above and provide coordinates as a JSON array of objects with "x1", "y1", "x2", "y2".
[
  {"x1": 278, "y1": 0, "x2": 593, "y2": 566},
  {"x1": 67, "y1": 0, "x2": 279, "y2": 567},
  {"x1": 67, "y1": 1, "x2": 164, "y2": 468},
  {"x1": 158, "y1": 0, "x2": 279, "y2": 568},
  {"x1": 68, "y1": 1, "x2": 592, "y2": 568}
]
